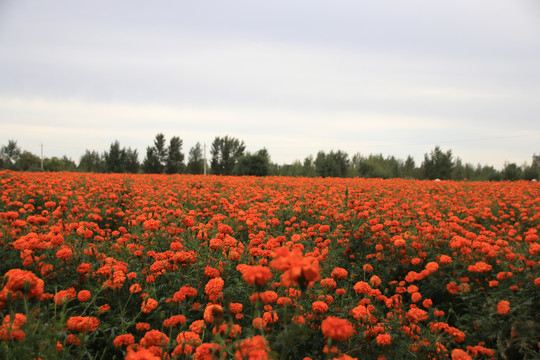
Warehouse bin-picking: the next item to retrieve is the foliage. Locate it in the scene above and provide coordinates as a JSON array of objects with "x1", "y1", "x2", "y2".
[
  {"x1": 187, "y1": 142, "x2": 205, "y2": 175},
  {"x1": 78, "y1": 150, "x2": 105, "y2": 173},
  {"x1": 165, "y1": 136, "x2": 185, "y2": 175},
  {"x1": 234, "y1": 148, "x2": 271, "y2": 176},
  {"x1": 210, "y1": 135, "x2": 246, "y2": 175},
  {"x1": 421, "y1": 146, "x2": 454, "y2": 180}
]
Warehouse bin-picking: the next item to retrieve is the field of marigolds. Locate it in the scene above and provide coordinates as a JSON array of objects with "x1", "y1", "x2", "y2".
[{"x1": 0, "y1": 170, "x2": 539, "y2": 360}]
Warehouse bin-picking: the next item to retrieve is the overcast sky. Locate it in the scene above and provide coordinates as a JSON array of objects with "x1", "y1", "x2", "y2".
[{"x1": 1, "y1": 0, "x2": 539, "y2": 169}]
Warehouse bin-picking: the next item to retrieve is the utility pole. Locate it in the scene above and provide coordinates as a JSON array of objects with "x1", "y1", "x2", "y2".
[
  {"x1": 203, "y1": 143, "x2": 206, "y2": 175},
  {"x1": 40, "y1": 143, "x2": 44, "y2": 171}
]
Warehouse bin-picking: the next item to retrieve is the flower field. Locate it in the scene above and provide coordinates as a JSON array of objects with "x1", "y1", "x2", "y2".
[{"x1": 0, "y1": 170, "x2": 539, "y2": 359}]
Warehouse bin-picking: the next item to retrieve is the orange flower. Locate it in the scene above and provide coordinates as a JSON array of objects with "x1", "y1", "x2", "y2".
[
  {"x1": 496, "y1": 300, "x2": 510, "y2": 315},
  {"x1": 241, "y1": 266, "x2": 273, "y2": 286},
  {"x1": 205, "y1": 277, "x2": 224, "y2": 302},
  {"x1": 353, "y1": 281, "x2": 372, "y2": 295},
  {"x1": 193, "y1": 343, "x2": 225, "y2": 360},
  {"x1": 376, "y1": 333, "x2": 392, "y2": 346},
  {"x1": 125, "y1": 345, "x2": 161, "y2": 360},
  {"x1": 312, "y1": 301, "x2": 329, "y2": 314},
  {"x1": 331, "y1": 267, "x2": 348, "y2": 279},
  {"x1": 270, "y1": 247, "x2": 320, "y2": 287},
  {"x1": 141, "y1": 297, "x2": 158, "y2": 313},
  {"x1": 77, "y1": 290, "x2": 91, "y2": 302},
  {"x1": 67, "y1": 316, "x2": 100, "y2": 333},
  {"x1": 0, "y1": 314, "x2": 27, "y2": 341},
  {"x1": 229, "y1": 302, "x2": 243, "y2": 314},
  {"x1": 451, "y1": 349, "x2": 472, "y2": 360},
  {"x1": 140, "y1": 329, "x2": 169, "y2": 348},
  {"x1": 1, "y1": 269, "x2": 45, "y2": 303},
  {"x1": 163, "y1": 315, "x2": 187, "y2": 327},
  {"x1": 113, "y1": 334, "x2": 135, "y2": 347},
  {"x1": 321, "y1": 316, "x2": 353, "y2": 341},
  {"x1": 234, "y1": 335, "x2": 270, "y2": 360},
  {"x1": 203, "y1": 304, "x2": 223, "y2": 324}
]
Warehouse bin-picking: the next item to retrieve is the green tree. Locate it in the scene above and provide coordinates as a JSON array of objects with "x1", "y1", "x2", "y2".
[
  {"x1": 522, "y1": 154, "x2": 539, "y2": 181},
  {"x1": 43, "y1": 156, "x2": 76, "y2": 172},
  {"x1": 421, "y1": 146, "x2": 454, "y2": 180},
  {"x1": 210, "y1": 136, "x2": 246, "y2": 175},
  {"x1": 234, "y1": 148, "x2": 270, "y2": 176},
  {"x1": 501, "y1": 162, "x2": 522, "y2": 181},
  {"x1": 401, "y1": 155, "x2": 417, "y2": 179},
  {"x1": 187, "y1": 142, "x2": 205, "y2": 174},
  {"x1": 123, "y1": 147, "x2": 140, "y2": 174},
  {"x1": 302, "y1": 156, "x2": 316, "y2": 177},
  {"x1": 0, "y1": 140, "x2": 21, "y2": 169},
  {"x1": 142, "y1": 147, "x2": 161, "y2": 174},
  {"x1": 16, "y1": 151, "x2": 41, "y2": 171},
  {"x1": 143, "y1": 133, "x2": 169, "y2": 174},
  {"x1": 165, "y1": 136, "x2": 185, "y2": 174},
  {"x1": 79, "y1": 150, "x2": 105, "y2": 172},
  {"x1": 104, "y1": 141, "x2": 124, "y2": 173},
  {"x1": 154, "y1": 133, "x2": 168, "y2": 171}
]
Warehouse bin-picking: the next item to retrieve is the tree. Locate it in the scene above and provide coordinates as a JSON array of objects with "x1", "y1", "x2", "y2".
[
  {"x1": 501, "y1": 162, "x2": 522, "y2": 181},
  {"x1": 401, "y1": 155, "x2": 416, "y2": 179},
  {"x1": 421, "y1": 146, "x2": 454, "y2": 180},
  {"x1": 16, "y1": 151, "x2": 41, "y2": 171},
  {"x1": 165, "y1": 136, "x2": 185, "y2": 174},
  {"x1": 0, "y1": 140, "x2": 21, "y2": 169},
  {"x1": 43, "y1": 156, "x2": 77, "y2": 172},
  {"x1": 154, "y1": 133, "x2": 168, "y2": 170},
  {"x1": 104, "y1": 141, "x2": 124, "y2": 173},
  {"x1": 187, "y1": 142, "x2": 204, "y2": 174},
  {"x1": 123, "y1": 147, "x2": 140, "y2": 174},
  {"x1": 315, "y1": 151, "x2": 340, "y2": 177},
  {"x1": 79, "y1": 150, "x2": 105, "y2": 172},
  {"x1": 302, "y1": 156, "x2": 316, "y2": 177},
  {"x1": 142, "y1": 147, "x2": 161, "y2": 174},
  {"x1": 210, "y1": 136, "x2": 245, "y2": 175},
  {"x1": 234, "y1": 148, "x2": 270, "y2": 176}
]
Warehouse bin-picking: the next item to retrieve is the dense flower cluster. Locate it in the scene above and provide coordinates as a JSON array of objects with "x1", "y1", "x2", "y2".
[{"x1": 0, "y1": 170, "x2": 538, "y2": 359}]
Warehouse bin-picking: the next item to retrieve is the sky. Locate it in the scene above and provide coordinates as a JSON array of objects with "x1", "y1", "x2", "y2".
[{"x1": 1, "y1": 0, "x2": 539, "y2": 170}]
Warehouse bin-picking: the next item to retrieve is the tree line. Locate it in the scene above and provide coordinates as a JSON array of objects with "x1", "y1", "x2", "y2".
[{"x1": 1, "y1": 135, "x2": 538, "y2": 181}]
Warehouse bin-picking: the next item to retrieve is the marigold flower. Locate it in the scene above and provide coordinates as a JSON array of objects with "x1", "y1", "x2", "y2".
[
  {"x1": 331, "y1": 267, "x2": 348, "y2": 279},
  {"x1": 163, "y1": 315, "x2": 187, "y2": 327},
  {"x1": 321, "y1": 316, "x2": 353, "y2": 341},
  {"x1": 242, "y1": 265, "x2": 273, "y2": 286},
  {"x1": 113, "y1": 334, "x2": 135, "y2": 347},
  {"x1": 353, "y1": 281, "x2": 372, "y2": 295},
  {"x1": 203, "y1": 304, "x2": 223, "y2": 324},
  {"x1": 205, "y1": 277, "x2": 224, "y2": 302},
  {"x1": 234, "y1": 335, "x2": 270, "y2": 360},
  {"x1": 351, "y1": 304, "x2": 370, "y2": 321},
  {"x1": 193, "y1": 343, "x2": 225, "y2": 360},
  {"x1": 67, "y1": 316, "x2": 100, "y2": 333},
  {"x1": 54, "y1": 288, "x2": 77, "y2": 305},
  {"x1": 77, "y1": 290, "x2": 91, "y2": 302},
  {"x1": 141, "y1": 297, "x2": 158, "y2": 313},
  {"x1": 140, "y1": 329, "x2": 169, "y2": 348},
  {"x1": 369, "y1": 275, "x2": 382, "y2": 287},
  {"x1": 451, "y1": 349, "x2": 472, "y2": 360},
  {"x1": 376, "y1": 333, "x2": 392, "y2": 346},
  {"x1": 1, "y1": 269, "x2": 45, "y2": 302},
  {"x1": 125, "y1": 345, "x2": 161, "y2": 360},
  {"x1": 229, "y1": 302, "x2": 243, "y2": 314},
  {"x1": 496, "y1": 300, "x2": 510, "y2": 315},
  {"x1": 312, "y1": 301, "x2": 329, "y2": 313},
  {"x1": 0, "y1": 314, "x2": 27, "y2": 341},
  {"x1": 270, "y1": 247, "x2": 320, "y2": 287}
]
